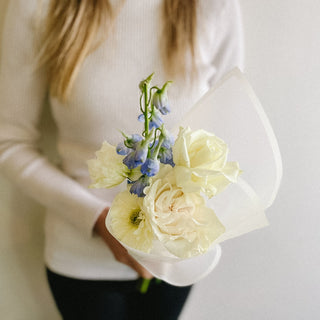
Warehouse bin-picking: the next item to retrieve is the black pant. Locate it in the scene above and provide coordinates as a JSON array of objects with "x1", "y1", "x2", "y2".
[{"x1": 46, "y1": 268, "x2": 192, "y2": 320}]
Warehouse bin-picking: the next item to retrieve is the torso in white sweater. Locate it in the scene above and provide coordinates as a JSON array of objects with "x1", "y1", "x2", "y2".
[{"x1": 0, "y1": 0, "x2": 244, "y2": 279}]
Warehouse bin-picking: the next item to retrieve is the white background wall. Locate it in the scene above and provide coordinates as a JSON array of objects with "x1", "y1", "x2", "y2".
[{"x1": 1, "y1": 0, "x2": 319, "y2": 319}]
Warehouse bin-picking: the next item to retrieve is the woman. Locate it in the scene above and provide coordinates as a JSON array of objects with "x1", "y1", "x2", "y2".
[{"x1": 0, "y1": 0, "x2": 244, "y2": 319}]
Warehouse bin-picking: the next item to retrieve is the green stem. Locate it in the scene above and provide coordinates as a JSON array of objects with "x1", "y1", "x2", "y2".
[
  {"x1": 124, "y1": 140, "x2": 132, "y2": 148},
  {"x1": 140, "y1": 278, "x2": 151, "y2": 294},
  {"x1": 139, "y1": 94, "x2": 144, "y2": 113},
  {"x1": 143, "y1": 84, "x2": 149, "y2": 138},
  {"x1": 152, "y1": 132, "x2": 164, "y2": 159},
  {"x1": 148, "y1": 86, "x2": 160, "y2": 105},
  {"x1": 149, "y1": 128, "x2": 161, "y2": 150}
]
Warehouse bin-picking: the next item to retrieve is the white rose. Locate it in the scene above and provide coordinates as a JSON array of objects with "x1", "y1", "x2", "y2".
[
  {"x1": 172, "y1": 127, "x2": 241, "y2": 197},
  {"x1": 143, "y1": 168, "x2": 225, "y2": 258}
]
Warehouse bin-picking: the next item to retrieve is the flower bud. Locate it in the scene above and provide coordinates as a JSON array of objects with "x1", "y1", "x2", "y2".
[
  {"x1": 139, "y1": 73, "x2": 154, "y2": 92},
  {"x1": 161, "y1": 128, "x2": 175, "y2": 149},
  {"x1": 116, "y1": 141, "x2": 130, "y2": 155},
  {"x1": 152, "y1": 81, "x2": 172, "y2": 115}
]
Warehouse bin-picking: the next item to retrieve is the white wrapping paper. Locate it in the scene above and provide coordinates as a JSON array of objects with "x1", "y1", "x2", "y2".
[
  {"x1": 106, "y1": 69, "x2": 282, "y2": 286},
  {"x1": 176, "y1": 68, "x2": 283, "y2": 209}
]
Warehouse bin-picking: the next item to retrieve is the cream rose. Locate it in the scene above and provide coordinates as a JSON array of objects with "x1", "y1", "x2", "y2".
[
  {"x1": 172, "y1": 127, "x2": 241, "y2": 197},
  {"x1": 143, "y1": 168, "x2": 225, "y2": 258},
  {"x1": 108, "y1": 190, "x2": 153, "y2": 253}
]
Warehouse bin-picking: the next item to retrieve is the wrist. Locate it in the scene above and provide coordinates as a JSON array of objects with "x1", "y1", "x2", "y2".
[{"x1": 94, "y1": 207, "x2": 109, "y2": 234}]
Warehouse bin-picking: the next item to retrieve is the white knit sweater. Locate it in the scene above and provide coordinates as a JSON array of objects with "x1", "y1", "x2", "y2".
[{"x1": 0, "y1": 0, "x2": 244, "y2": 279}]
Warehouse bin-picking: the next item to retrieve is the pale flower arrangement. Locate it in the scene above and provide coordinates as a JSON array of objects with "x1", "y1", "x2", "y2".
[{"x1": 87, "y1": 73, "x2": 241, "y2": 290}]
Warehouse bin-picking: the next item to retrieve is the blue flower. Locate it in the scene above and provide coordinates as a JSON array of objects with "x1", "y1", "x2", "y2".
[
  {"x1": 152, "y1": 81, "x2": 172, "y2": 115},
  {"x1": 138, "y1": 110, "x2": 163, "y2": 130},
  {"x1": 159, "y1": 148, "x2": 175, "y2": 167},
  {"x1": 140, "y1": 158, "x2": 160, "y2": 177},
  {"x1": 161, "y1": 128, "x2": 175, "y2": 149},
  {"x1": 149, "y1": 109, "x2": 163, "y2": 129},
  {"x1": 116, "y1": 141, "x2": 130, "y2": 155},
  {"x1": 138, "y1": 114, "x2": 145, "y2": 122},
  {"x1": 117, "y1": 134, "x2": 143, "y2": 156},
  {"x1": 130, "y1": 175, "x2": 150, "y2": 197},
  {"x1": 127, "y1": 134, "x2": 143, "y2": 147},
  {"x1": 123, "y1": 144, "x2": 148, "y2": 169},
  {"x1": 134, "y1": 143, "x2": 148, "y2": 164},
  {"x1": 123, "y1": 151, "x2": 138, "y2": 169}
]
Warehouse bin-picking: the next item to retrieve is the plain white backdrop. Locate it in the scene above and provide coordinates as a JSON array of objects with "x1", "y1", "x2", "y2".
[{"x1": 0, "y1": 0, "x2": 319, "y2": 319}]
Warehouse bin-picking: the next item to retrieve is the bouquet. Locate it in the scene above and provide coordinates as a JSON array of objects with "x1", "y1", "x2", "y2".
[{"x1": 87, "y1": 70, "x2": 282, "y2": 288}]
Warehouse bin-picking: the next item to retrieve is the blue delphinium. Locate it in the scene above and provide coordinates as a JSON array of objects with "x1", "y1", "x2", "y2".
[
  {"x1": 149, "y1": 109, "x2": 163, "y2": 129},
  {"x1": 159, "y1": 147, "x2": 175, "y2": 167},
  {"x1": 137, "y1": 114, "x2": 145, "y2": 123},
  {"x1": 116, "y1": 141, "x2": 130, "y2": 155},
  {"x1": 127, "y1": 134, "x2": 143, "y2": 146},
  {"x1": 134, "y1": 142, "x2": 149, "y2": 164},
  {"x1": 138, "y1": 109, "x2": 163, "y2": 130},
  {"x1": 140, "y1": 158, "x2": 160, "y2": 177},
  {"x1": 129, "y1": 175, "x2": 150, "y2": 197},
  {"x1": 161, "y1": 128, "x2": 175, "y2": 149},
  {"x1": 123, "y1": 151, "x2": 138, "y2": 169},
  {"x1": 152, "y1": 81, "x2": 172, "y2": 115},
  {"x1": 119, "y1": 74, "x2": 174, "y2": 197},
  {"x1": 123, "y1": 144, "x2": 148, "y2": 169},
  {"x1": 122, "y1": 132, "x2": 154, "y2": 169},
  {"x1": 117, "y1": 134, "x2": 143, "y2": 155}
]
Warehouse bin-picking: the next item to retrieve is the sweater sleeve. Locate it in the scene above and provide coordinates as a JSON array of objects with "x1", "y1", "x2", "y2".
[
  {"x1": 209, "y1": 0, "x2": 245, "y2": 85},
  {"x1": 0, "y1": 0, "x2": 110, "y2": 238}
]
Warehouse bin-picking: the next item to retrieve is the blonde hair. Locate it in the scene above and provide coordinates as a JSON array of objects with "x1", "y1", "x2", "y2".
[
  {"x1": 162, "y1": 0, "x2": 198, "y2": 76},
  {"x1": 37, "y1": 0, "x2": 198, "y2": 102}
]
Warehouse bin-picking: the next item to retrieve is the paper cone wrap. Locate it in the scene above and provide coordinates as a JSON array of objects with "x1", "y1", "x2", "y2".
[{"x1": 106, "y1": 69, "x2": 282, "y2": 285}]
